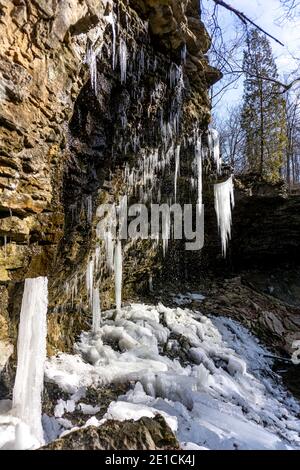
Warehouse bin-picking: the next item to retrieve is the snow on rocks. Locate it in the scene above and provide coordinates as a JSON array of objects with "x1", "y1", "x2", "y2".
[
  {"x1": 54, "y1": 400, "x2": 76, "y2": 418},
  {"x1": 45, "y1": 353, "x2": 95, "y2": 394},
  {"x1": 104, "y1": 401, "x2": 178, "y2": 433},
  {"x1": 79, "y1": 403, "x2": 101, "y2": 415},
  {"x1": 44, "y1": 303, "x2": 300, "y2": 450},
  {"x1": 172, "y1": 292, "x2": 206, "y2": 306}
]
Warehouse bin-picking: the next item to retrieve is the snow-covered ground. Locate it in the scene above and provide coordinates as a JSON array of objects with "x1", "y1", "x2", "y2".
[
  {"x1": 1, "y1": 301, "x2": 299, "y2": 450},
  {"x1": 41, "y1": 302, "x2": 300, "y2": 450}
]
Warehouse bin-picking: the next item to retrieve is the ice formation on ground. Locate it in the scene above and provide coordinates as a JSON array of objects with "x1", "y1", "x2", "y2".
[
  {"x1": 43, "y1": 303, "x2": 300, "y2": 450},
  {"x1": 172, "y1": 292, "x2": 206, "y2": 305}
]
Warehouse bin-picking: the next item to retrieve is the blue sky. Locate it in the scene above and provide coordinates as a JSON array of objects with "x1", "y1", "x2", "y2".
[{"x1": 201, "y1": 0, "x2": 300, "y2": 117}]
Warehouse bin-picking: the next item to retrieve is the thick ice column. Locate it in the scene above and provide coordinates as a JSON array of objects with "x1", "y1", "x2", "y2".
[
  {"x1": 114, "y1": 240, "x2": 123, "y2": 312},
  {"x1": 12, "y1": 277, "x2": 48, "y2": 443},
  {"x1": 119, "y1": 38, "x2": 127, "y2": 83},
  {"x1": 92, "y1": 287, "x2": 101, "y2": 333},
  {"x1": 174, "y1": 145, "x2": 180, "y2": 203},
  {"x1": 195, "y1": 137, "x2": 202, "y2": 211},
  {"x1": 86, "y1": 258, "x2": 94, "y2": 307},
  {"x1": 214, "y1": 176, "x2": 235, "y2": 256},
  {"x1": 86, "y1": 44, "x2": 97, "y2": 94}
]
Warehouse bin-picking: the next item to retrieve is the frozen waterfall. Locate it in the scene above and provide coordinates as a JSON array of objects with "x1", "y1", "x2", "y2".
[
  {"x1": 92, "y1": 287, "x2": 101, "y2": 333},
  {"x1": 86, "y1": 44, "x2": 97, "y2": 95},
  {"x1": 195, "y1": 137, "x2": 202, "y2": 211},
  {"x1": 174, "y1": 145, "x2": 180, "y2": 202},
  {"x1": 86, "y1": 258, "x2": 94, "y2": 308},
  {"x1": 119, "y1": 38, "x2": 127, "y2": 83},
  {"x1": 114, "y1": 240, "x2": 123, "y2": 312},
  {"x1": 12, "y1": 277, "x2": 48, "y2": 444},
  {"x1": 214, "y1": 176, "x2": 235, "y2": 257}
]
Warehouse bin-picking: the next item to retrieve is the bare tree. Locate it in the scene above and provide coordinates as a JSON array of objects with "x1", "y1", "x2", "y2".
[
  {"x1": 214, "y1": 105, "x2": 246, "y2": 173},
  {"x1": 284, "y1": 92, "x2": 300, "y2": 186},
  {"x1": 204, "y1": 0, "x2": 300, "y2": 94},
  {"x1": 279, "y1": 0, "x2": 300, "y2": 18}
]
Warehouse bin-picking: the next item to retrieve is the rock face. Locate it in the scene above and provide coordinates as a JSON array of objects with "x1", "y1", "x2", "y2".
[
  {"x1": 201, "y1": 276, "x2": 300, "y2": 356},
  {"x1": 0, "y1": 0, "x2": 107, "y2": 280},
  {"x1": 232, "y1": 193, "x2": 300, "y2": 268},
  {"x1": 0, "y1": 1, "x2": 218, "y2": 353},
  {"x1": 193, "y1": 177, "x2": 300, "y2": 275},
  {"x1": 42, "y1": 415, "x2": 179, "y2": 450},
  {"x1": 197, "y1": 178, "x2": 300, "y2": 356}
]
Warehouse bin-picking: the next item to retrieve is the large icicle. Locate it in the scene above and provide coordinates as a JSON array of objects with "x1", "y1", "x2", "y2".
[
  {"x1": 209, "y1": 129, "x2": 222, "y2": 174},
  {"x1": 214, "y1": 176, "x2": 235, "y2": 257},
  {"x1": 162, "y1": 212, "x2": 171, "y2": 257},
  {"x1": 195, "y1": 136, "x2": 202, "y2": 211},
  {"x1": 86, "y1": 259, "x2": 94, "y2": 307},
  {"x1": 12, "y1": 277, "x2": 48, "y2": 443},
  {"x1": 119, "y1": 38, "x2": 127, "y2": 83},
  {"x1": 86, "y1": 44, "x2": 98, "y2": 94},
  {"x1": 92, "y1": 287, "x2": 101, "y2": 333},
  {"x1": 114, "y1": 240, "x2": 123, "y2": 312},
  {"x1": 106, "y1": 12, "x2": 116, "y2": 69},
  {"x1": 174, "y1": 145, "x2": 180, "y2": 202},
  {"x1": 104, "y1": 230, "x2": 115, "y2": 272}
]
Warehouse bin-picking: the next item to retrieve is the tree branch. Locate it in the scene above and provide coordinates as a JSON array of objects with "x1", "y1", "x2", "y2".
[
  {"x1": 282, "y1": 77, "x2": 300, "y2": 92},
  {"x1": 210, "y1": 0, "x2": 285, "y2": 46},
  {"x1": 223, "y1": 69, "x2": 300, "y2": 92}
]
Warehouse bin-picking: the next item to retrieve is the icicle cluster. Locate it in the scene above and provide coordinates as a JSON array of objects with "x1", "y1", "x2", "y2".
[
  {"x1": 214, "y1": 176, "x2": 235, "y2": 256},
  {"x1": 106, "y1": 11, "x2": 116, "y2": 69},
  {"x1": 123, "y1": 145, "x2": 176, "y2": 206},
  {"x1": 77, "y1": 5, "x2": 237, "y2": 319},
  {"x1": 85, "y1": 44, "x2": 98, "y2": 94}
]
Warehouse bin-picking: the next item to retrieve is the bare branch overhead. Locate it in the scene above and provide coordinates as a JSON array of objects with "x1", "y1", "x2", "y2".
[{"x1": 210, "y1": 0, "x2": 285, "y2": 46}]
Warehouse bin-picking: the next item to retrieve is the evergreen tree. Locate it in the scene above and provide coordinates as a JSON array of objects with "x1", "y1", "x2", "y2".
[{"x1": 241, "y1": 29, "x2": 287, "y2": 181}]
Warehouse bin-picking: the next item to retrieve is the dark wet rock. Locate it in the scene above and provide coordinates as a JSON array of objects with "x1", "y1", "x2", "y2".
[
  {"x1": 41, "y1": 415, "x2": 179, "y2": 450},
  {"x1": 42, "y1": 382, "x2": 70, "y2": 417},
  {"x1": 42, "y1": 382, "x2": 130, "y2": 428}
]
